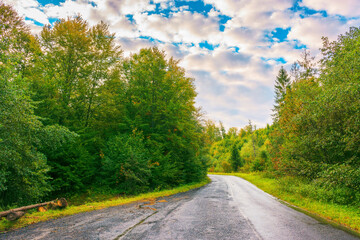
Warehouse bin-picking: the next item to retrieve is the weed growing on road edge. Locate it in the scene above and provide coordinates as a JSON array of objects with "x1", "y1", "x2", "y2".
[
  {"x1": 209, "y1": 172, "x2": 360, "y2": 237},
  {"x1": 0, "y1": 177, "x2": 210, "y2": 232}
]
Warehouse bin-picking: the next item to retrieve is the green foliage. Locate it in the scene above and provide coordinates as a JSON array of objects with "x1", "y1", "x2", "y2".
[
  {"x1": 229, "y1": 143, "x2": 243, "y2": 171},
  {"x1": 263, "y1": 26, "x2": 360, "y2": 210},
  {"x1": 271, "y1": 27, "x2": 360, "y2": 182},
  {"x1": 122, "y1": 47, "x2": 207, "y2": 187},
  {"x1": 101, "y1": 132, "x2": 151, "y2": 194},
  {"x1": 207, "y1": 122, "x2": 272, "y2": 172},
  {"x1": 251, "y1": 150, "x2": 268, "y2": 172},
  {"x1": 0, "y1": 3, "x2": 77, "y2": 207},
  {"x1": 34, "y1": 17, "x2": 123, "y2": 130}
]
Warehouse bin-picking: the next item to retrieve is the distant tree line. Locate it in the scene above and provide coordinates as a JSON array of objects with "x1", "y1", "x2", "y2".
[{"x1": 0, "y1": 3, "x2": 207, "y2": 208}]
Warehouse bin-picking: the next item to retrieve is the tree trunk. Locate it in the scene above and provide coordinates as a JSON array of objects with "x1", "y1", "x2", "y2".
[
  {"x1": 0, "y1": 202, "x2": 50, "y2": 218},
  {"x1": 6, "y1": 211, "x2": 25, "y2": 221},
  {"x1": 0, "y1": 198, "x2": 68, "y2": 220}
]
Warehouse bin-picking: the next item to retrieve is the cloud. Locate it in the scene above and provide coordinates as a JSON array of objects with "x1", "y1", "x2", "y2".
[
  {"x1": 182, "y1": 47, "x2": 251, "y2": 73},
  {"x1": 288, "y1": 15, "x2": 352, "y2": 51},
  {"x1": 301, "y1": 0, "x2": 360, "y2": 17},
  {"x1": 91, "y1": 0, "x2": 155, "y2": 16},
  {"x1": 118, "y1": 37, "x2": 154, "y2": 57},
  {"x1": 24, "y1": 19, "x2": 44, "y2": 34},
  {"x1": 203, "y1": 0, "x2": 293, "y2": 21},
  {"x1": 191, "y1": 70, "x2": 273, "y2": 128},
  {"x1": 44, "y1": 0, "x2": 94, "y2": 20},
  {"x1": 6, "y1": 0, "x2": 49, "y2": 25},
  {"x1": 133, "y1": 10, "x2": 221, "y2": 44}
]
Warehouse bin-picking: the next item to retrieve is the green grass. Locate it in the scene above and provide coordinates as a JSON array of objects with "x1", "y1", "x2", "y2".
[
  {"x1": 209, "y1": 172, "x2": 360, "y2": 236},
  {"x1": 0, "y1": 177, "x2": 210, "y2": 232}
]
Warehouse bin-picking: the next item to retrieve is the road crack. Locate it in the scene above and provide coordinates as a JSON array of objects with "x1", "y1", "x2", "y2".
[{"x1": 113, "y1": 210, "x2": 158, "y2": 240}]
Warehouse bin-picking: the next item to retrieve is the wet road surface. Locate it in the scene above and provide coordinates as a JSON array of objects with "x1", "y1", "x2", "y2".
[{"x1": 1, "y1": 175, "x2": 358, "y2": 240}]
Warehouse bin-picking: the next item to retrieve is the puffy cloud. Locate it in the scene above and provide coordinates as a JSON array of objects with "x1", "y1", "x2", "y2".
[
  {"x1": 44, "y1": 0, "x2": 95, "y2": 21},
  {"x1": 191, "y1": 70, "x2": 273, "y2": 128},
  {"x1": 24, "y1": 19, "x2": 43, "y2": 34},
  {"x1": 133, "y1": 10, "x2": 221, "y2": 44},
  {"x1": 6, "y1": 0, "x2": 49, "y2": 25},
  {"x1": 182, "y1": 47, "x2": 251, "y2": 73},
  {"x1": 203, "y1": 0, "x2": 293, "y2": 22},
  {"x1": 288, "y1": 15, "x2": 351, "y2": 51},
  {"x1": 301, "y1": 0, "x2": 360, "y2": 17},
  {"x1": 118, "y1": 37, "x2": 154, "y2": 57},
  {"x1": 108, "y1": 17, "x2": 138, "y2": 38},
  {"x1": 91, "y1": 0, "x2": 155, "y2": 16}
]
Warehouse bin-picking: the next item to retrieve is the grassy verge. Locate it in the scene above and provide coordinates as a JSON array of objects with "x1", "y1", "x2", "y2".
[
  {"x1": 0, "y1": 177, "x2": 210, "y2": 232},
  {"x1": 209, "y1": 172, "x2": 360, "y2": 236}
]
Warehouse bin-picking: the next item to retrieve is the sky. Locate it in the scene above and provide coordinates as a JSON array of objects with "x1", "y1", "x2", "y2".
[{"x1": 6, "y1": 0, "x2": 360, "y2": 129}]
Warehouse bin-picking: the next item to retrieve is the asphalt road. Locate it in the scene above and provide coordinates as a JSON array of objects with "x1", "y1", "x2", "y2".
[{"x1": 1, "y1": 175, "x2": 358, "y2": 240}]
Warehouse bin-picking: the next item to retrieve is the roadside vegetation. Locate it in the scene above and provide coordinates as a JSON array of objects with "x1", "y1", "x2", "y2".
[{"x1": 206, "y1": 26, "x2": 360, "y2": 234}]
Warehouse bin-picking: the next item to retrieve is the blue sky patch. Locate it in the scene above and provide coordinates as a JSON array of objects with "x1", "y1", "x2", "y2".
[
  {"x1": 218, "y1": 15, "x2": 231, "y2": 31},
  {"x1": 37, "y1": 0, "x2": 65, "y2": 6},
  {"x1": 175, "y1": 0, "x2": 213, "y2": 16},
  {"x1": 147, "y1": 3, "x2": 173, "y2": 17},
  {"x1": 229, "y1": 46, "x2": 240, "y2": 53},
  {"x1": 125, "y1": 14, "x2": 135, "y2": 24},
  {"x1": 199, "y1": 41, "x2": 219, "y2": 50},
  {"x1": 271, "y1": 28, "x2": 290, "y2": 42},
  {"x1": 139, "y1": 36, "x2": 164, "y2": 44},
  {"x1": 25, "y1": 17, "x2": 44, "y2": 26},
  {"x1": 293, "y1": 40, "x2": 307, "y2": 49},
  {"x1": 290, "y1": 1, "x2": 328, "y2": 18},
  {"x1": 261, "y1": 57, "x2": 287, "y2": 64}
]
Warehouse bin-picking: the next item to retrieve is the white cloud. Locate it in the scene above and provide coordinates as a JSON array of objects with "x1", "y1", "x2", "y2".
[
  {"x1": 118, "y1": 37, "x2": 154, "y2": 57},
  {"x1": 6, "y1": 0, "x2": 38, "y2": 8},
  {"x1": 23, "y1": 7, "x2": 49, "y2": 24},
  {"x1": 203, "y1": 0, "x2": 293, "y2": 19},
  {"x1": 91, "y1": 0, "x2": 155, "y2": 16},
  {"x1": 133, "y1": 11, "x2": 221, "y2": 44},
  {"x1": 301, "y1": 0, "x2": 360, "y2": 17},
  {"x1": 108, "y1": 17, "x2": 139, "y2": 38},
  {"x1": 191, "y1": 70, "x2": 273, "y2": 129},
  {"x1": 24, "y1": 19, "x2": 43, "y2": 34},
  {"x1": 44, "y1": 0, "x2": 94, "y2": 20},
  {"x1": 6, "y1": 0, "x2": 49, "y2": 24},
  {"x1": 288, "y1": 15, "x2": 351, "y2": 51}
]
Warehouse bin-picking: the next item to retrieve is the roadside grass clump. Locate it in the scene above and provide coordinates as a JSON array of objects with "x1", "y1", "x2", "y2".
[
  {"x1": 209, "y1": 172, "x2": 360, "y2": 235},
  {"x1": 0, "y1": 178, "x2": 210, "y2": 233}
]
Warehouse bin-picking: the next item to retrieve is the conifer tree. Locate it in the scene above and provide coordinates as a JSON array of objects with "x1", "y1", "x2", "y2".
[
  {"x1": 229, "y1": 144, "x2": 243, "y2": 171},
  {"x1": 272, "y1": 66, "x2": 291, "y2": 122}
]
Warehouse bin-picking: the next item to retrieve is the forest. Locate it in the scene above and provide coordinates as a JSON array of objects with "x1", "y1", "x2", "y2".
[
  {"x1": 1, "y1": 1, "x2": 359, "y2": 211},
  {"x1": 0, "y1": 3, "x2": 208, "y2": 209}
]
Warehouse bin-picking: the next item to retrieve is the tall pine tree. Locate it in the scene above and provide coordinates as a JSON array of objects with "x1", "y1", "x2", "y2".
[{"x1": 272, "y1": 66, "x2": 291, "y2": 122}]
